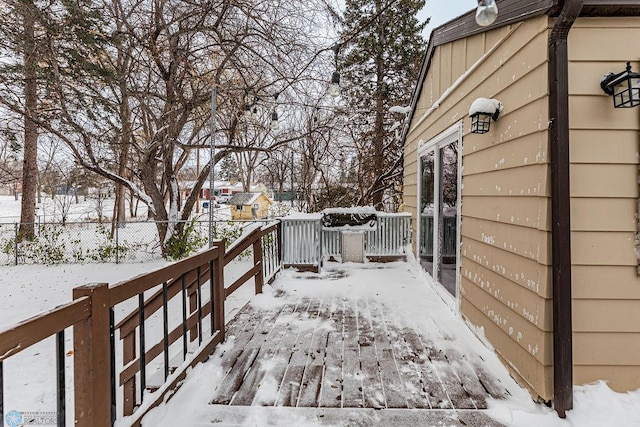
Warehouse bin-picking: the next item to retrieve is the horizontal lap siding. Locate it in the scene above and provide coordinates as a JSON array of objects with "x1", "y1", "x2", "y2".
[
  {"x1": 461, "y1": 297, "x2": 553, "y2": 397},
  {"x1": 568, "y1": 18, "x2": 640, "y2": 392},
  {"x1": 404, "y1": 16, "x2": 554, "y2": 400},
  {"x1": 452, "y1": 15, "x2": 553, "y2": 395}
]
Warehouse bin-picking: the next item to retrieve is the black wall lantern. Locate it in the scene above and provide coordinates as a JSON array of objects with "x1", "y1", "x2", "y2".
[
  {"x1": 469, "y1": 98, "x2": 503, "y2": 134},
  {"x1": 601, "y1": 62, "x2": 640, "y2": 108}
]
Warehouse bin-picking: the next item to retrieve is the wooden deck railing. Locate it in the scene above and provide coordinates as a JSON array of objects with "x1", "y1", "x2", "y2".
[
  {"x1": 0, "y1": 297, "x2": 92, "y2": 426},
  {"x1": 0, "y1": 221, "x2": 282, "y2": 427}
]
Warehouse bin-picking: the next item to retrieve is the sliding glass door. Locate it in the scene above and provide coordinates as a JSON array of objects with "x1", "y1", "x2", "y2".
[{"x1": 418, "y1": 125, "x2": 461, "y2": 299}]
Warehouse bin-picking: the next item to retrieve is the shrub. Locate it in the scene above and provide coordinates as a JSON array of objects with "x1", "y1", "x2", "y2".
[{"x1": 164, "y1": 219, "x2": 208, "y2": 260}]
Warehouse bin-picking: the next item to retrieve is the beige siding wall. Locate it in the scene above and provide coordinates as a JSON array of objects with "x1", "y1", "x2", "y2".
[
  {"x1": 403, "y1": 15, "x2": 554, "y2": 399},
  {"x1": 568, "y1": 17, "x2": 640, "y2": 393}
]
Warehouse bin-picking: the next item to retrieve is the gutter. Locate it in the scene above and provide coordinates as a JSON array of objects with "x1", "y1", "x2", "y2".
[{"x1": 548, "y1": 0, "x2": 583, "y2": 418}]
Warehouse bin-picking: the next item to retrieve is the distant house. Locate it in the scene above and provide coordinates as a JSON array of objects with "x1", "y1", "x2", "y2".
[
  {"x1": 401, "y1": 0, "x2": 640, "y2": 413},
  {"x1": 229, "y1": 192, "x2": 271, "y2": 220},
  {"x1": 198, "y1": 180, "x2": 268, "y2": 201}
]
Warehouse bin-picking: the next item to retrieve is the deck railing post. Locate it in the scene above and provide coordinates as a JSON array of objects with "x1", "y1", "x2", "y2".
[
  {"x1": 253, "y1": 233, "x2": 264, "y2": 294},
  {"x1": 213, "y1": 241, "x2": 225, "y2": 339},
  {"x1": 72, "y1": 283, "x2": 111, "y2": 427}
]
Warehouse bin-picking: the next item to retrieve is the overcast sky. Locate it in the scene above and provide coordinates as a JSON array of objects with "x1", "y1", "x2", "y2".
[
  {"x1": 332, "y1": 0, "x2": 478, "y2": 40},
  {"x1": 419, "y1": 0, "x2": 477, "y2": 37}
]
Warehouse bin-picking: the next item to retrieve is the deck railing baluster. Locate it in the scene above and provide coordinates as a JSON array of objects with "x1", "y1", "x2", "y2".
[
  {"x1": 181, "y1": 274, "x2": 187, "y2": 359},
  {"x1": 109, "y1": 308, "x2": 116, "y2": 425},
  {"x1": 209, "y1": 260, "x2": 215, "y2": 335},
  {"x1": 56, "y1": 332, "x2": 65, "y2": 427},
  {"x1": 138, "y1": 293, "x2": 146, "y2": 399},
  {"x1": 196, "y1": 266, "x2": 203, "y2": 345},
  {"x1": 162, "y1": 282, "x2": 169, "y2": 380},
  {"x1": 0, "y1": 361, "x2": 3, "y2": 424}
]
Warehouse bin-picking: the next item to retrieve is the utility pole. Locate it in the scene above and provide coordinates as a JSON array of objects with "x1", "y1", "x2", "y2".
[{"x1": 209, "y1": 88, "x2": 216, "y2": 247}]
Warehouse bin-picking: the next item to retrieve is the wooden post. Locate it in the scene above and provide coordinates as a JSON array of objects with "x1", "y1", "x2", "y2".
[
  {"x1": 73, "y1": 283, "x2": 111, "y2": 427},
  {"x1": 213, "y1": 241, "x2": 226, "y2": 339},
  {"x1": 253, "y1": 232, "x2": 264, "y2": 295}
]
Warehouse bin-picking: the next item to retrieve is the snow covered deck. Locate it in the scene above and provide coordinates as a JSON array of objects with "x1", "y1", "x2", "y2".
[
  {"x1": 210, "y1": 295, "x2": 504, "y2": 411},
  {"x1": 142, "y1": 261, "x2": 522, "y2": 426}
]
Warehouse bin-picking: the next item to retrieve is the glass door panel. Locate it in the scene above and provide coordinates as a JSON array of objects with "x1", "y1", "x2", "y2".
[
  {"x1": 419, "y1": 152, "x2": 435, "y2": 274},
  {"x1": 437, "y1": 142, "x2": 458, "y2": 296}
]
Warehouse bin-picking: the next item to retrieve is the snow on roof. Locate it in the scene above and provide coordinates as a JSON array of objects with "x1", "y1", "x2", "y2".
[
  {"x1": 199, "y1": 180, "x2": 235, "y2": 190},
  {"x1": 228, "y1": 192, "x2": 265, "y2": 206}
]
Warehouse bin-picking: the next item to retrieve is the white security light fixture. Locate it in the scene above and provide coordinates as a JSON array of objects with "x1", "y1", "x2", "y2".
[
  {"x1": 600, "y1": 62, "x2": 640, "y2": 108},
  {"x1": 469, "y1": 98, "x2": 503, "y2": 134},
  {"x1": 476, "y1": 0, "x2": 498, "y2": 27}
]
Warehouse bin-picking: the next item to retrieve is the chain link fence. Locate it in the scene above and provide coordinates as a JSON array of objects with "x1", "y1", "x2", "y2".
[{"x1": 0, "y1": 219, "x2": 274, "y2": 266}]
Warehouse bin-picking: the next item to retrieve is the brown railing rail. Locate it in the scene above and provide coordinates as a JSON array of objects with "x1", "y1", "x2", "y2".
[
  {"x1": 0, "y1": 296, "x2": 92, "y2": 427},
  {"x1": 0, "y1": 221, "x2": 282, "y2": 427}
]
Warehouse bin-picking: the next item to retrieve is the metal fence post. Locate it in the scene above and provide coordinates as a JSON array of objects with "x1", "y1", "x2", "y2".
[
  {"x1": 14, "y1": 223, "x2": 18, "y2": 266},
  {"x1": 115, "y1": 223, "x2": 119, "y2": 264}
]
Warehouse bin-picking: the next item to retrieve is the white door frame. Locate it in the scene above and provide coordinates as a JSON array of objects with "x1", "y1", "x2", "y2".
[{"x1": 416, "y1": 121, "x2": 463, "y2": 310}]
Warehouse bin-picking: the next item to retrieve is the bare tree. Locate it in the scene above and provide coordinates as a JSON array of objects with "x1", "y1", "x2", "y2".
[{"x1": 34, "y1": 0, "x2": 334, "y2": 254}]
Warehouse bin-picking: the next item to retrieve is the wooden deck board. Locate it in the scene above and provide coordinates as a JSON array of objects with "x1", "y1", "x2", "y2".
[
  {"x1": 375, "y1": 302, "x2": 439, "y2": 410},
  {"x1": 207, "y1": 291, "x2": 505, "y2": 413},
  {"x1": 230, "y1": 303, "x2": 297, "y2": 406},
  {"x1": 276, "y1": 298, "x2": 320, "y2": 407},
  {"x1": 366, "y1": 299, "x2": 411, "y2": 409},
  {"x1": 319, "y1": 297, "x2": 344, "y2": 408}
]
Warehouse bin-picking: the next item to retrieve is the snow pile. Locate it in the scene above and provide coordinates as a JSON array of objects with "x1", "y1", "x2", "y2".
[
  {"x1": 321, "y1": 207, "x2": 377, "y2": 215},
  {"x1": 486, "y1": 380, "x2": 640, "y2": 427},
  {"x1": 389, "y1": 105, "x2": 412, "y2": 114}
]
